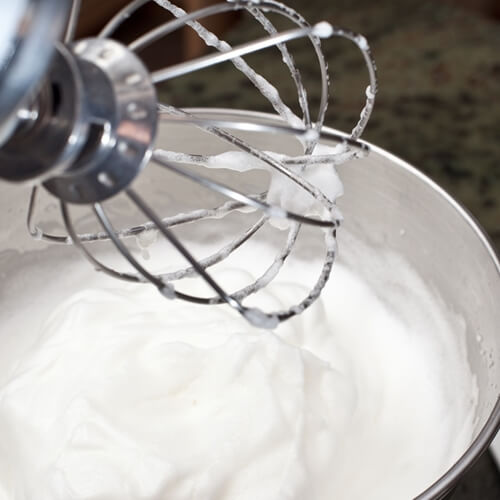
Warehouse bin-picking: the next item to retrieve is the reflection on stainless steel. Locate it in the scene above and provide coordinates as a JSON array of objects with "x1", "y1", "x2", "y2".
[{"x1": 0, "y1": 0, "x2": 71, "y2": 144}]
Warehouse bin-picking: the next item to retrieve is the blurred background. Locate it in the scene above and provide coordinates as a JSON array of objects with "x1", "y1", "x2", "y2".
[
  {"x1": 77, "y1": 0, "x2": 499, "y2": 498},
  {"x1": 77, "y1": 0, "x2": 500, "y2": 250}
]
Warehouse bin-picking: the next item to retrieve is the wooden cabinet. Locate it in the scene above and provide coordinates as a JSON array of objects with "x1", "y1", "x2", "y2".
[{"x1": 77, "y1": 0, "x2": 240, "y2": 67}]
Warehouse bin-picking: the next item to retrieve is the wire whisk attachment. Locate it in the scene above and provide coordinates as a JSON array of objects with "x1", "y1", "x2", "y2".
[{"x1": 15, "y1": 0, "x2": 377, "y2": 328}]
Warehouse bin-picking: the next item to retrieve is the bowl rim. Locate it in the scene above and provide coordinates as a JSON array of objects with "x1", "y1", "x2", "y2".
[
  {"x1": 182, "y1": 108, "x2": 500, "y2": 499},
  {"x1": 359, "y1": 128, "x2": 500, "y2": 500}
]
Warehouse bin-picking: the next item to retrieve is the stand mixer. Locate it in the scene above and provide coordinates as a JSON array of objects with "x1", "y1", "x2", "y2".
[
  {"x1": 1, "y1": 3, "x2": 500, "y2": 499},
  {"x1": 0, "y1": 0, "x2": 377, "y2": 327}
]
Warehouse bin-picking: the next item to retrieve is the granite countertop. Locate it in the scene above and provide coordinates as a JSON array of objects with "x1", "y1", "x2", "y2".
[
  {"x1": 160, "y1": 0, "x2": 500, "y2": 248},
  {"x1": 160, "y1": 0, "x2": 499, "y2": 497}
]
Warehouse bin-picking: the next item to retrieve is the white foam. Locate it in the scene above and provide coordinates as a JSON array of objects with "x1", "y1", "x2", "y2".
[
  {"x1": 0, "y1": 243, "x2": 478, "y2": 500},
  {"x1": 313, "y1": 21, "x2": 334, "y2": 39}
]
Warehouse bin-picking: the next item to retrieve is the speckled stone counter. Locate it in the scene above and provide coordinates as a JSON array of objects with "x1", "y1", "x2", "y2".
[
  {"x1": 159, "y1": 0, "x2": 500, "y2": 497},
  {"x1": 160, "y1": 0, "x2": 500, "y2": 246}
]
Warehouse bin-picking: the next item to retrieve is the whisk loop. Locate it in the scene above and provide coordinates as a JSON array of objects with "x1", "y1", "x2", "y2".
[{"x1": 16, "y1": 0, "x2": 378, "y2": 327}]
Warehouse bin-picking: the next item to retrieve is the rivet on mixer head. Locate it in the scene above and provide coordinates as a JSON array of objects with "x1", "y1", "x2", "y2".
[
  {"x1": 117, "y1": 141, "x2": 129, "y2": 154},
  {"x1": 97, "y1": 172, "x2": 115, "y2": 188},
  {"x1": 73, "y1": 42, "x2": 88, "y2": 55},
  {"x1": 68, "y1": 134, "x2": 78, "y2": 146},
  {"x1": 125, "y1": 73, "x2": 143, "y2": 86},
  {"x1": 117, "y1": 140, "x2": 139, "y2": 159},
  {"x1": 98, "y1": 48, "x2": 114, "y2": 61},
  {"x1": 68, "y1": 183, "x2": 83, "y2": 200},
  {"x1": 127, "y1": 102, "x2": 148, "y2": 121}
]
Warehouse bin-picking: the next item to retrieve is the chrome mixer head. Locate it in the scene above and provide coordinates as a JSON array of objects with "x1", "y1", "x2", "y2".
[
  {"x1": 1, "y1": 0, "x2": 378, "y2": 328},
  {"x1": 0, "y1": 0, "x2": 73, "y2": 145}
]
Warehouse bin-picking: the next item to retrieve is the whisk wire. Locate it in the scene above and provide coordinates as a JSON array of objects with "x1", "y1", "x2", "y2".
[
  {"x1": 246, "y1": 4, "x2": 312, "y2": 131},
  {"x1": 93, "y1": 202, "x2": 174, "y2": 294},
  {"x1": 150, "y1": 22, "x2": 332, "y2": 83},
  {"x1": 129, "y1": 1, "x2": 242, "y2": 52},
  {"x1": 19, "y1": 0, "x2": 379, "y2": 328},
  {"x1": 154, "y1": 0, "x2": 308, "y2": 132},
  {"x1": 157, "y1": 105, "x2": 337, "y2": 212},
  {"x1": 130, "y1": 0, "x2": 331, "y2": 134},
  {"x1": 61, "y1": 201, "x2": 140, "y2": 283},
  {"x1": 65, "y1": 0, "x2": 82, "y2": 43},
  {"x1": 126, "y1": 188, "x2": 252, "y2": 316},
  {"x1": 152, "y1": 152, "x2": 335, "y2": 227},
  {"x1": 99, "y1": 0, "x2": 151, "y2": 38},
  {"x1": 157, "y1": 114, "x2": 318, "y2": 139},
  {"x1": 158, "y1": 216, "x2": 267, "y2": 281},
  {"x1": 28, "y1": 186, "x2": 268, "y2": 245}
]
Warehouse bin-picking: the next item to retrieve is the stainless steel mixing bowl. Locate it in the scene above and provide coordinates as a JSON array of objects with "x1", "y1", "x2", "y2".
[{"x1": 0, "y1": 109, "x2": 498, "y2": 499}]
